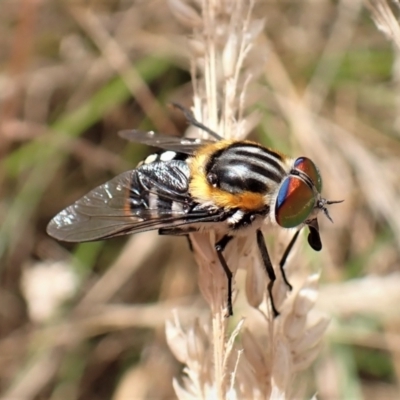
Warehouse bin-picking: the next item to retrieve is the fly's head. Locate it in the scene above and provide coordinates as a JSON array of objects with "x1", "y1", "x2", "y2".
[{"x1": 272, "y1": 157, "x2": 343, "y2": 251}]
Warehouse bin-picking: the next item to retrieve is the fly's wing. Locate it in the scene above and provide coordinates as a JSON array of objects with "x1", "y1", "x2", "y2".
[
  {"x1": 47, "y1": 160, "x2": 219, "y2": 242},
  {"x1": 119, "y1": 129, "x2": 213, "y2": 154}
]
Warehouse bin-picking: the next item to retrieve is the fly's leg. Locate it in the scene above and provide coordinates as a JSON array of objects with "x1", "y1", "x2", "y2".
[
  {"x1": 159, "y1": 227, "x2": 196, "y2": 252},
  {"x1": 185, "y1": 235, "x2": 193, "y2": 252},
  {"x1": 256, "y1": 229, "x2": 279, "y2": 318},
  {"x1": 171, "y1": 102, "x2": 222, "y2": 140},
  {"x1": 278, "y1": 230, "x2": 300, "y2": 291},
  {"x1": 215, "y1": 235, "x2": 234, "y2": 317}
]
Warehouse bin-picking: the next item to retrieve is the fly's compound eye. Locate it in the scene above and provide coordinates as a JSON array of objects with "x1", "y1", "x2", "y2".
[
  {"x1": 293, "y1": 157, "x2": 322, "y2": 192},
  {"x1": 275, "y1": 156, "x2": 323, "y2": 228},
  {"x1": 275, "y1": 175, "x2": 316, "y2": 228}
]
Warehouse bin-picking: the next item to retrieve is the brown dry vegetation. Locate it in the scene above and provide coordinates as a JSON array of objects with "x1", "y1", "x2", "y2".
[{"x1": 1, "y1": 0, "x2": 400, "y2": 399}]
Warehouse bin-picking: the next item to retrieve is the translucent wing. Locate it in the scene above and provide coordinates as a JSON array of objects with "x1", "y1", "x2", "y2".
[
  {"x1": 47, "y1": 160, "x2": 219, "y2": 242},
  {"x1": 119, "y1": 129, "x2": 213, "y2": 154}
]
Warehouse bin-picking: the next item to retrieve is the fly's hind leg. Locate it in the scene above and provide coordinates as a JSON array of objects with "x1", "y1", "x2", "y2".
[
  {"x1": 215, "y1": 235, "x2": 234, "y2": 317},
  {"x1": 171, "y1": 103, "x2": 222, "y2": 140},
  {"x1": 158, "y1": 226, "x2": 197, "y2": 252},
  {"x1": 159, "y1": 228, "x2": 235, "y2": 316}
]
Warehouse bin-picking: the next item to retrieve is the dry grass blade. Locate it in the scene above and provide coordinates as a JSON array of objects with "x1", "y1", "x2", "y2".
[
  {"x1": 165, "y1": 1, "x2": 329, "y2": 399},
  {"x1": 68, "y1": 5, "x2": 177, "y2": 134},
  {"x1": 366, "y1": 0, "x2": 400, "y2": 50}
]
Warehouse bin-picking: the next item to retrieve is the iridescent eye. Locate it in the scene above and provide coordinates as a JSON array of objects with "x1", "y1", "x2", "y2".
[
  {"x1": 293, "y1": 157, "x2": 322, "y2": 192},
  {"x1": 275, "y1": 176, "x2": 315, "y2": 228}
]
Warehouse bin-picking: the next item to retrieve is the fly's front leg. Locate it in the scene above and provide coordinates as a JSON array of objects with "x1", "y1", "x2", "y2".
[
  {"x1": 278, "y1": 230, "x2": 300, "y2": 291},
  {"x1": 256, "y1": 229, "x2": 279, "y2": 317},
  {"x1": 215, "y1": 235, "x2": 234, "y2": 317}
]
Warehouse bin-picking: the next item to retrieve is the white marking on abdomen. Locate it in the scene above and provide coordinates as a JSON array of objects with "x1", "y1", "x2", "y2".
[
  {"x1": 227, "y1": 210, "x2": 245, "y2": 226},
  {"x1": 160, "y1": 151, "x2": 177, "y2": 161},
  {"x1": 144, "y1": 154, "x2": 158, "y2": 164}
]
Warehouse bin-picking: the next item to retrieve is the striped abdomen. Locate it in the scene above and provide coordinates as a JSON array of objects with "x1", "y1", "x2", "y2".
[
  {"x1": 205, "y1": 142, "x2": 287, "y2": 195},
  {"x1": 188, "y1": 140, "x2": 290, "y2": 212}
]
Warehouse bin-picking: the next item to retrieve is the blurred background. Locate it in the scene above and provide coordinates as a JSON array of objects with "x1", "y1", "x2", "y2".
[{"x1": 1, "y1": 0, "x2": 400, "y2": 399}]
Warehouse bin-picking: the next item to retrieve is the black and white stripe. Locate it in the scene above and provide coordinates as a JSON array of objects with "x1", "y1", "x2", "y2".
[
  {"x1": 129, "y1": 156, "x2": 192, "y2": 218},
  {"x1": 140, "y1": 150, "x2": 189, "y2": 166},
  {"x1": 205, "y1": 142, "x2": 287, "y2": 194}
]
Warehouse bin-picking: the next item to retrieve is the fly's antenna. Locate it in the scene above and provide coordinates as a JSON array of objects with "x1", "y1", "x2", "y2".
[
  {"x1": 319, "y1": 199, "x2": 344, "y2": 223},
  {"x1": 171, "y1": 102, "x2": 222, "y2": 141},
  {"x1": 326, "y1": 200, "x2": 344, "y2": 205}
]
